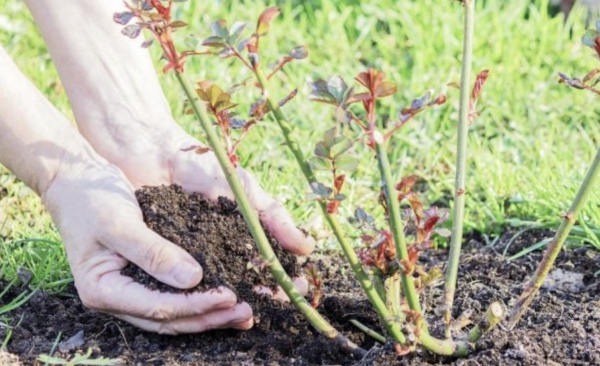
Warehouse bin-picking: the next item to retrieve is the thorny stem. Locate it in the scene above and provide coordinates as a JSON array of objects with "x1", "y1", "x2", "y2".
[
  {"x1": 443, "y1": 0, "x2": 476, "y2": 338},
  {"x1": 507, "y1": 146, "x2": 600, "y2": 328},
  {"x1": 175, "y1": 72, "x2": 365, "y2": 357},
  {"x1": 375, "y1": 143, "x2": 425, "y2": 330},
  {"x1": 252, "y1": 65, "x2": 408, "y2": 346}
]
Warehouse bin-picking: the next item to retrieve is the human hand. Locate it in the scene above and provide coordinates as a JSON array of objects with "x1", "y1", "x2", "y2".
[
  {"x1": 42, "y1": 154, "x2": 254, "y2": 334},
  {"x1": 109, "y1": 125, "x2": 316, "y2": 257}
]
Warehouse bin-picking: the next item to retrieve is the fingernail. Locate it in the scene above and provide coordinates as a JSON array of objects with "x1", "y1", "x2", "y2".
[{"x1": 172, "y1": 261, "x2": 201, "y2": 287}]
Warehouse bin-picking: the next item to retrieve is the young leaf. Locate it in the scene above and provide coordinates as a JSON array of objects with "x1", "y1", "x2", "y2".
[
  {"x1": 309, "y1": 156, "x2": 333, "y2": 171},
  {"x1": 121, "y1": 24, "x2": 142, "y2": 39},
  {"x1": 170, "y1": 20, "x2": 188, "y2": 29},
  {"x1": 314, "y1": 142, "x2": 330, "y2": 158},
  {"x1": 230, "y1": 118, "x2": 247, "y2": 129},
  {"x1": 278, "y1": 89, "x2": 298, "y2": 107},
  {"x1": 256, "y1": 7, "x2": 281, "y2": 36},
  {"x1": 185, "y1": 34, "x2": 200, "y2": 49},
  {"x1": 335, "y1": 155, "x2": 358, "y2": 172},
  {"x1": 141, "y1": 39, "x2": 154, "y2": 48},
  {"x1": 202, "y1": 36, "x2": 226, "y2": 48},
  {"x1": 113, "y1": 11, "x2": 134, "y2": 25},
  {"x1": 582, "y1": 29, "x2": 599, "y2": 48},
  {"x1": 308, "y1": 79, "x2": 336, "y2": 104},
  {"x1": 290, "y1": 45, "x2": 309, "y2": 60},
  {"x1": 211, "y1": 20, "x2": 229, "y2": 38},
  {"x1": 330, "y1": 138, "x2": 353, "y2": 158},
  {"x1": 327, "y1": 76, "x2": 349, "y2": 104},
  {"x1": 309, "y1": 182, "x2": 333, "y2": 199},
  {"x1": 228, "y1": 21, "x2": 247, "y2": 44}
]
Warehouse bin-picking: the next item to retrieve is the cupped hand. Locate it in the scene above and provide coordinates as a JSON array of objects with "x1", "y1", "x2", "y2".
[
  {"x1": 42, "y1": 154, "x2": 253, "y2": 334},
  {"x1": 111, "y1": 126, "x2": 316, "y2": 256}
]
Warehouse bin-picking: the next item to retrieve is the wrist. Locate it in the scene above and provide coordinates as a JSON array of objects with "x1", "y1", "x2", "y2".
[{"x1": 79, "y1": 116, "x2": 193, "y2": 187}]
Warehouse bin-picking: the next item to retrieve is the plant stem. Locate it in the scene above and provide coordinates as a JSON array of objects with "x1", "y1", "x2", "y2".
[
  {"x1": 385, "y1": 273, "x2": 401, "y2": 317},
  {"x1": 253, "y1": 66, "x2": 407, "y2": 345},
  {"x1": 375, "y1": 143, "x2": 425, "y2": 329},
  {"x1": 443, "y1": 0, "x2": 476, "y2": 338},
  {"x1": 175, "y1": 72, "x2": 364, "y2": 357},
  {"x1": 350, "y1": 319, "x2": 386, "y2": 344},
  {"x1": 419, "y1": 301, "x2": 503, "y2": 357},
  {"x1": 468, "y1": 302, "x2": 504, "y2": 342},
  {"x1": 507, "y1": 146, "x2": 600, "y2": 329}
]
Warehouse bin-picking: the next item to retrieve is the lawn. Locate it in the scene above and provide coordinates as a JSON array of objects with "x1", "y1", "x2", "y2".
[{"x1": 1, "y1": 0, "x2": 599, "y2": 291}]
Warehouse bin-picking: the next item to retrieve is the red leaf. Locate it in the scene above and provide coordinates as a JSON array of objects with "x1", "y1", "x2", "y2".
[
  {"x1": 334, "y1": 174, "x2": 346, "y2": 193},
  {"x1": 256, "y1": 7, "x2": 280, "y2": 36},
  {"x1": 396, "y1": 175, "x2": 420, "y2": 193},
  {"x1": 471, "y1": 69, "x2": 490, "y2": 102}
]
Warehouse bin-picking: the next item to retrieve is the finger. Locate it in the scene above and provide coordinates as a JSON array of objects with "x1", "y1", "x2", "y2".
[
  {"x1": 253, "y1": 277, "x2": 309, "y2": 302},
  {"x1": 102, "y1": 220, "x2": 203, "y2": 289},
  {"x1": 81, "y1": 270, "x2": 237, "y2": 321},
  {"x1": 114, "y1": 302, "x2": 253, "y2": 335},
  {"x1": 240, "y1": 170, "x2": 316, "y2": 256},
  {"x1": 231, "y1": 318, "x2": 254, "y2": 330},
  {"x1": 171, "y1": 148, "x2": 235, "y2": 201}
]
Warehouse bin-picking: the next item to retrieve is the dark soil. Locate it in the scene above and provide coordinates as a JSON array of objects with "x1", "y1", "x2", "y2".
[
  {"x1": 1, "y1": 185, "x2": 599, "y2": 365},
  {"x1": 121, "y1": 185, "x2": 300, "y2": 298}
]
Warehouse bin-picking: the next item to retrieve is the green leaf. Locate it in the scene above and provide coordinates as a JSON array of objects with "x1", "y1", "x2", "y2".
[
  {"x1": 310, "y1": 182, "x2": 333, "y2": 198},
  {"x1": 170, "y1": 20, "x2": 188, "y2": 29},
  {"x1": 582, "y1": 29, "x2": 599, "y2": 48},
  {"x1": 330, "y1": 138, "x2": 353, "y2": 158},
  {"x1": 211, "y1": 20, "x2": 229, "y2": 38},
  {"x1": 327, "y1": 76, "x2": 349, "y2": 104},
  {"x1": 314, "y1": 142, "x2": 329, "y2": 158},
  {"x1": 334, "y1": 194, "x2": 346, "y2": 201},
  {"x1": 185, "y1": 34, "x2": 200, "y2": 49},
  {"x1": 290, "y1": 45, "x2": 309, "y2": 60},
  {"x1": 202, "y1": 36, "x2": 226, "y2": 48},
  {"x1": 309, "y1": 157, "x2": 332, "y2": 171},
  {"x1": 322, "y1": 127, "x2": 338, "y2": 149},
  {"x1": 228, "y1": 21, "x2": 246, "y2": 44},
  {"x1": 121, "y1": 24, "x2": 142, "y2": 39},
  {"x1": 335, "y1": 155, "x2": 358, "y2": 172}
]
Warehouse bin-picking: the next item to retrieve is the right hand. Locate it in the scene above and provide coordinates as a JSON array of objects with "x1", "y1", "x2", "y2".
[{"x1": 42, "y1": 155, "x2": 253, "y2": 334}]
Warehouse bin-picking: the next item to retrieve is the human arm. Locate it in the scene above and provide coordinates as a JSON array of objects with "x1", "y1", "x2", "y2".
[
  {"x1": 22, "y1": 0, "x2": 315, "y2": 255},
  {"x1": 0, "y1": 45, "x2": 252, "y2": 333}
]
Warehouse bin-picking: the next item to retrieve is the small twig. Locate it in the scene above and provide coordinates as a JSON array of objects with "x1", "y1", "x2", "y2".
[{"x1": 350, "y1": 319, "x2": 386, "y2": 344}]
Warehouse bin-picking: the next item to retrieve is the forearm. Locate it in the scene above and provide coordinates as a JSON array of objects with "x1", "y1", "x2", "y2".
[
  {"x1": 23, "y1": 0, "x2": 177, "y2": 164},
  {"x1": 0, "y1": 46, "x2": 102, "y2": 196}
]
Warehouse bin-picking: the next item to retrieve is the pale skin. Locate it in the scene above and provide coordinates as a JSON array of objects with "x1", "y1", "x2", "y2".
[{"x1": 0, "y1": 0, "x2": 314, "y2": 334}]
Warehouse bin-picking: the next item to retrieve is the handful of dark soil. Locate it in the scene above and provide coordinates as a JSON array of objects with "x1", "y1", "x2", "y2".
[{"x1": 121, "y1": 184, "x2": 300, "y2": 303}]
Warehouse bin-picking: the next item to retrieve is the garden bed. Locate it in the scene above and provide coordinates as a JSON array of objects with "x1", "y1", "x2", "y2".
[{"x1": 1, "y1": 185, "x2": 599, "y2": 365}]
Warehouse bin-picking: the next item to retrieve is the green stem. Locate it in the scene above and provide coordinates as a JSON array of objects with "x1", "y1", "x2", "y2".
[
  {"x1": 443, "y1": 0, "x2": 476, "y2": 338},
  {"x1": 385, "y1": 273, "x2": 401, "y2": 317},
  {"x1": 375, "y1": 143, "x2": 424, "y2": 328},
  {"x1": 175, "y1": 72, "x2": 364, "y2": 357},
  {"x1": 419, "y1": 302, "x2": 503, "y2": 357},
  {"x1": 350, "y1": 319, "x2": 386, "y2": 344},
  {"x1": 507, "y1": 146, "x2": 600, "y2": 329},
  {"x1": 253, "y1": 66, "x2": 406, "y2": 345},
  {"x1": 468, "y1": 302, "x2": 504, "y2": 342}
]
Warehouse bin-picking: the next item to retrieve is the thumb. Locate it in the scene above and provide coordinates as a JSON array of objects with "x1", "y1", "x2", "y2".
[
  {"x1": 239, "y1": 169, "x2": 316, "y2": 256},
  {"x1": 102, "y1": 221, "x2": 203, "y2": 289}
]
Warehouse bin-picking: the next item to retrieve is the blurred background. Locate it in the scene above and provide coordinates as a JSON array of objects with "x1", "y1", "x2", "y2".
[{"x1": 1, "y1": 0, "x2": 600, "y2": 290}]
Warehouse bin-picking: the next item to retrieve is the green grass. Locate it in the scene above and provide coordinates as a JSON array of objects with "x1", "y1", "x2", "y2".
[{"x1": 1, "y1": 0, "x2": 600, "y2": 291}]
